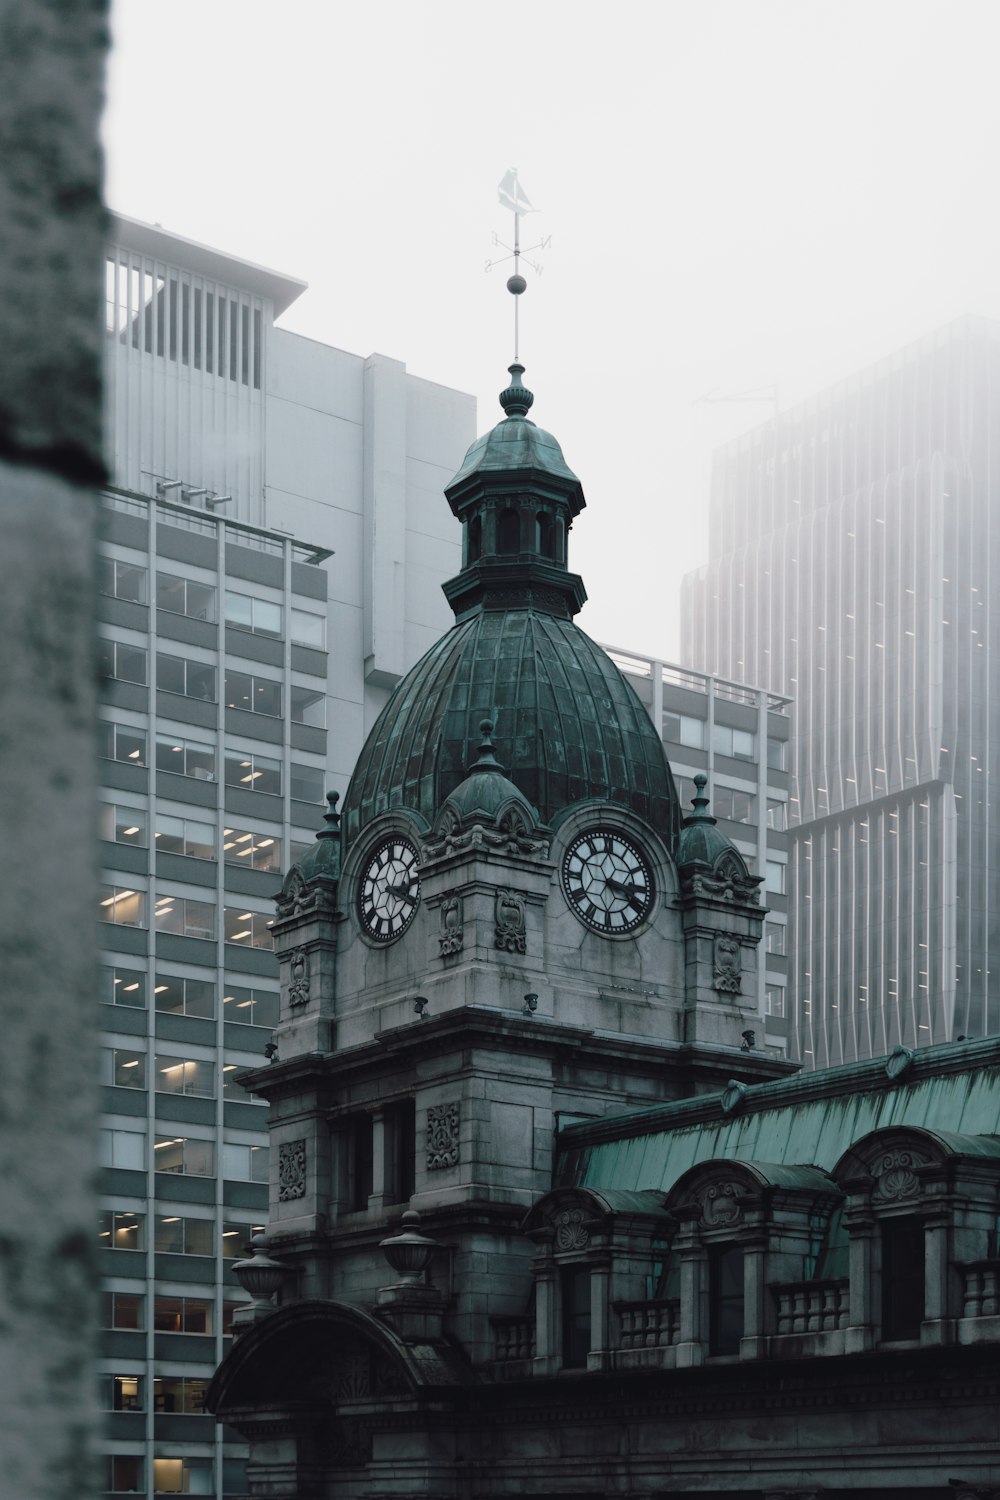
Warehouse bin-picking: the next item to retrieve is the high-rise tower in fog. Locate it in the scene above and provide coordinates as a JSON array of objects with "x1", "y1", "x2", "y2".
[{"x1": 682, "y1": 317, "x2": 1000, "y2": 1067}]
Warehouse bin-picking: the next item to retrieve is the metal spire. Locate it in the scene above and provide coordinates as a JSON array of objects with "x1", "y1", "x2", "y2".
[{"x1": 487, "y1": 169, "x2": 550, "y2": 364}]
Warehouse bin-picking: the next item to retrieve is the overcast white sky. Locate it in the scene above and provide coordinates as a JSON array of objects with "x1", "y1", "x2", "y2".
[{"x1": 104, "y1": 0, "x2": 1000, "y2": 660}]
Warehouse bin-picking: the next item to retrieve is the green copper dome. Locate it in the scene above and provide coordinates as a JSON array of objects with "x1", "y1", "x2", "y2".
[{"x1": 342, "y1": 610, "x2": 680, "y2": 849}]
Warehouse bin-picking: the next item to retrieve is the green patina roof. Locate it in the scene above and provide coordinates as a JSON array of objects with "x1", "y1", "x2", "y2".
[
  {"x1": 448, "y1": 413, "x2": 582, "y2": 492},
  {"x1": 556, "y1": 1040, "x2": 1000, "y2": 1196},
  {"x1": 341, "y1": 610, "x2": 681, "y2": 849}
]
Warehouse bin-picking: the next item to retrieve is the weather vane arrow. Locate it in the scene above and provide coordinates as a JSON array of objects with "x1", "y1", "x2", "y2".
[{"x1": 486, "y1": 169, "x2": 550, "y2": 363}]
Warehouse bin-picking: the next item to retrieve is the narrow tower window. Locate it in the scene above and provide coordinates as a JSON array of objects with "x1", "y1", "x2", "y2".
[
  {"x1": 536, "y1": 512, "x2": 554, "y2": 558},
  {"x1": 467, "y1": 516, "x2": 482, "y2": 564},
  {"x1": 497, "y1": 509, "x2": 520, "y2": 554}
]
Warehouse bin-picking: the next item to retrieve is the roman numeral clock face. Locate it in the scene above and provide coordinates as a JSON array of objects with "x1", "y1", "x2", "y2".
[
  {"x1": 562, "y1": 830, "x2": 654, "y2": 935},
  {"x1": 358, "y1": 838, "x2": 420, "y2": 943}
]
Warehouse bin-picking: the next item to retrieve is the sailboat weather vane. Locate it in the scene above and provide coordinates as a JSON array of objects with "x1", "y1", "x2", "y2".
[{"x1": 486, "y1": 169, "x2": 550, "y2": 364}]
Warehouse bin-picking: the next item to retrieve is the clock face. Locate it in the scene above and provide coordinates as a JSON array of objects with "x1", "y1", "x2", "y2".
[
  {"x1": 358, "y1": 837, "x2": 420, "y2": 943},
  {"x1": 562, "y1": 829, "x2": 654, "y2": 935}
]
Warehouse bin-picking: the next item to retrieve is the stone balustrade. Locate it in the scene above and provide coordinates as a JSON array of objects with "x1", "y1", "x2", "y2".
[
  {"x1": 774, "y1": 1278, "x2": 849, "y2": 1335},
  {"x1": 962, "y1": 1260, "x2": 1000, "y2": 1319},
  {"x1": 491, "y1": 1316, "x2": 536, "y2": 1363},
  {"x1": 615, "y1": 1297, "x2": 680, "y2": 1350}
]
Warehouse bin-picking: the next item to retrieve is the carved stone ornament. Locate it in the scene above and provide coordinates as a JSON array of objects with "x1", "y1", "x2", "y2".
[
  {"x1": 278, "y1": 1139, "x2": 306, "y2": 1201},
  {"x1": 438, "y1": 894, "x2": 464, "y2": 958},
  {"x1": 426, "y1": 1102, "x2": 460, "y2": 1170},
  {"x1": 687, "y1": 869, "x2": 762, "y2": 905},
  {"x1": 712, "y1": 933, "x2": 742, "y2": 994},
  {"x1": 422, "y1": 811, "x2": 549, "y2": 863},
  {"x1": 552, "y1": 1206, "x2": 591, "y2": 1252},
  {"x1": 700, "y1": 1180, "x2": 743, "y2": 1227},
  {"x1": 495, "y1": 888, "x2": 527, "y2": 954},
  {"x1": 288, "y1": 947, "x2": 310, "y2": 1007},
  {"x1": 872, "y1": 1147, "x2": 925, "y2": 1202}
]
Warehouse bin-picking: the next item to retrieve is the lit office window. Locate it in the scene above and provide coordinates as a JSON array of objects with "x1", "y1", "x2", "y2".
[
  {"x1": 98, "y1": 1210, "x2": 144, "y2": 1251},
  {"x1": 99, "y1": 720, "x2": 147, "y2": 765},
  {"x1": 221, "y1": 1220, "x2": 265, "y2": 1257},
  {"x1": 222, "y1": 986, "x2": 278, "y2": 1028},
  {"x1": 222, "y1": 1141, "x2": 269, "y2": 1183},
  {"x1": 156, "y1": 571, "x2": 216, "y2": 621},
  {"x1": 153, "y1": 1136, "x2": 214, "y2": 1177},
  {"x1": 98, "y1": 557, "x2": 147, "y2": 604},
  {"x1": 225, "y1": 668, "x2": 281, "y2": 717},
  {"x1": 222, "y1": 826, "x2": 280, "y2": 871},
  {"x1": 152, "y1": 1296, "x2": 212, "y2": 1334},
  {"x1": 153, "y1": 974, "x2": 214, "y2": 1018},
  {"x1": 102, "y1": 1048, "x2": 146, "y2": 1088},
  {"x1": 154, "y1": 895, "x2": 215, "y2": 940},
  {"x1": 225, "y1": 590, "x2": 282, "y2": 638},
  {"x1": 157, "y1": 652, "x2": 216, "y2": 702},
  {"x1": 99, "y1": 639, "x2": 148, "y2": 685},
  {"x1": 98, "y1": 803, "x2": 148, "y2": 846},
  {"x1": 155, "y1": 1056, "x2": 214, "y2": 1098},
  {"x1": 100, "y1": 1374, "x2": 143, "y2": 1411},
  {"x1": 101, "y1": 965, "x2": 146, "y2": 1007},
  {"x1": 154, "y1": 814, "x2": 215, "y2": 860},
  {"x1": 225, "y1": 749, "x2": 281, "y2": 795},
  {"x1": 223, "y1": 908, "x2": 273, "y2": 949},
  {"x1": 153, "y1": 1214, "x2": 213, "y2": 1256},
  {"x1": 99, "y1": 885, "x2": 146, "y2": 927},
  {"x1": 155, "y1": 734, "x2": 216, "y2": 781},
  {"x1": 153, "y1": 1376, "x2": 209, "y2": 1414}
]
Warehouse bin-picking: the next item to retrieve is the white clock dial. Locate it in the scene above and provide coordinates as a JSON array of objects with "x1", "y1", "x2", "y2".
[
  {"x1": 562, "y1": 829, "x2": 654, "y2": 935},
  {"x1": 358, "y1": 837, "x2": 420, "y2": 942}
]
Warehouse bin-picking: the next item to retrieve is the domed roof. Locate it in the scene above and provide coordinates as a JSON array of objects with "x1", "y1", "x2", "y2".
[
  {"x1": 438, "y1": 719, "x2": 540, "y2": 828},
  {"x1": 446, "y1": 362, "x2": 583, "y2": 497},
  {"x1": 676, "y1": 776, "x2": 760, "y2": 902},
  {"x1": 341, "y1": 610, "x2": 680, "y2": 850}
]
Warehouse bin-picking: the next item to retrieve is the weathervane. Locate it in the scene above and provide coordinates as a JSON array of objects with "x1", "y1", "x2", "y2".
[{"x1": 486, "y1": 169, "x2": 550, "y2": 363}]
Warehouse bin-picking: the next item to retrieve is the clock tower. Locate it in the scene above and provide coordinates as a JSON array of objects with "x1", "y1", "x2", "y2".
[{"x1": 210, "y1": 365, "x2": 793, "y2": 1484}]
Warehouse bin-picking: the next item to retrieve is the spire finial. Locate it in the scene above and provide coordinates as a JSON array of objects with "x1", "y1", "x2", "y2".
[
  {"x1": 468, "y1": 718, "x2": 506, "y2": 775},
  {"x1": 487, "y1": 169, "x2": 550, "y2": 366},
  {"x1": 499, "y1": 362, "x2": 534, "y2": 417},
  {"x1": 317, "y1": 790, "x2": 341, "y2": 840},
  {"x1": 685, "y1": 773, "x2": 715, "y2": 825}
]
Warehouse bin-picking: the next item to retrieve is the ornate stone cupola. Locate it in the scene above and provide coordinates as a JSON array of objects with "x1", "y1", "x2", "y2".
[{"x1": 441, "y1": 363, "x2": 587, "y2": 623}]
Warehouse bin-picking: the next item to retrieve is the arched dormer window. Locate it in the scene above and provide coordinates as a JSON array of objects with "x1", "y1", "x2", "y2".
[
  {"x1": 536, "y1": 512, "x2": 554, "y2": 559},
  {"x1": 467, "y1": 516, "x2": 482, "y2": 565},
  {"x1": 497, "y1": 509, "x2": 520, "y2": 554}
]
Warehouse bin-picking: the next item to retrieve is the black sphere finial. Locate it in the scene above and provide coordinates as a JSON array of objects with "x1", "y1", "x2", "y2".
[
  {"x1": 468, "y1": 717, "x2": 505, "y2": 774},
  {"x1": 317, "y1": 789, "x2": 341, "y2": 840}
]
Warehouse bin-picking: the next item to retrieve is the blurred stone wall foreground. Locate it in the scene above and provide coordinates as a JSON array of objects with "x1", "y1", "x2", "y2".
[{"x1": 0, "y1": 1, "x2": 108, "y2": 1497}]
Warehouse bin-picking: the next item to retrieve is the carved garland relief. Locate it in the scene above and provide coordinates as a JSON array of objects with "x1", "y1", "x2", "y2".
[
  {"x1": 288, "y1": 947, "x2": 310, "y2": 1007},
  {"x1": 712, "y1": 934, "x2": 742, "y2": 994},
  {"x1": 495, "y1": 888, "x2": 527, "y2": 954},
  {"x1": 427, "y1": 1102, "x2": 460, "y2": 1170},
  {"x1": 438, "y1": 895, "x2": 464, "y2": 958},
  {"x1": 552, "y1": 1206, "x2": 591, "y2": 1252},
  {"x1": 278, "y1": 1139, "x2": 306, "y2": 1201},
  {"x1": 700, "y1": 1181, "x2": 743, "y2": 1227},
  {"x1": 872, "y1": 1147, "x2": 925, "y2": 1202}
]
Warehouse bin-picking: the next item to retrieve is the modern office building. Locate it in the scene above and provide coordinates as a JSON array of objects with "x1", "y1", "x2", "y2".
[
  {"x1": 681, "y1": 317, "x2": 1000, "y2": 1069},
  {"x1": 98, "y1": 216, "x2": 476, "y2": 1498},
  {"x1": 601, "y1": 645, "x2": 791, "y2": 1051}
]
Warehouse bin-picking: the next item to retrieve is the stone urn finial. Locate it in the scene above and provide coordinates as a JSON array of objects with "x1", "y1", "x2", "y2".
[
  {"x1": 378, "y1": 1210, "x2": 441, "y2": 1286},
  {"x1": 232, "y1": 1235, "x2": 292, "y2": 1313}
]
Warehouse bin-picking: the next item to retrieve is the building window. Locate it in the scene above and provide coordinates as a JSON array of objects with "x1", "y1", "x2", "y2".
[
  {"x1": 154, "y1": 895, "x2": 215, "y2": 940},
  {"x1": 154, "y1": 814, "x2": 215, "y2": 860},
  {"x1": 222, "y1": 1141, "x2": 269, "y2": 1183},
  {"x1": 384, "y1": 1099, "x2": 416, "y2": 1205},
  {"x1": 155, "y1": 734, "x2": 216, "y2": 781},
  {"x1": 99, "y1": 885, "x2": 146, "y2": 927},
  {"x1": 764, "y1": 921, "x2": 786, "y2": 956},
  {"x1": 223, "y1": 826, "x2": 281, "y2": 871},
  {"x1": 156, "y1": 571, "x2": 216, "y2": 621},
  {"x1": 100, "y1": 639, "x2": 148, "y2": 686},
  {"x1": 225, "y1": 668, "x2": 280, "y2": 717},
  {"x1": 663, "y1": 711, "x2": 705, "y2": 749},
  {"x1": 767, "y1": 736, "x2": 786, "y2": 771},
  {"x1": 157, "y1": 652, "x2": 216, "y2": 702},
  {"x1": 98, "y1": 1209, "x2": 144, "y2": 1251},
  {"x1": 766, "y1": 797, "x2": 786, "y2": 831},
  {"x1": 154, "y1": 974, "x2": 214, "y2": 1019},
  {"x1": 153, "y1": 1214, "x2": 213, "y2": 1256},
  {"x1": 290, "y1": 607, "x2": 326, "y2": 649},
  {"x1": 708, "y1": 1243, "x2": 744, "y2": 1354},
  {"x1": 102, "y1": 1290, "x2": 144, "y2": 1331},
  {"x1": 223, "y1": 985, "x2": 278, "y2": 1028},
  {"x1": 497, "y1": 508, "x2": 520, "y2": 553},
  {"x1": 100, "y1": 1127, "x2": 146, "y2": 1171},
  {"x1": 290, "y1": 684, "x2": 326, "y2": 727},
  {"x1": 154, "y1": 1136, "x2": 214, "y2": 1177},
  {"x1": 155, "y1": 1055, "x2": 214, "y2": 1098},
  {"x1": 104, "y1": 1048, "x2": 146, "y2": 1088},
  {"x1": 349, "y1": 1115, "x2": 373, "y2": 1211},
  {"x1": 102, "y1": 965, "x2": 146, "y2": 1007},
  {"x1": 99, "y1": 557, "x2": 147, "y2": 604},
  {"x1": 225, "y1": 590, "x2": 282, "y2": 638},
  {"x1": 224, "y1": 907, "x2": 273, "y2": 949},
  {"x1": 101, "y1": 1374, "x2": 143, "y2": 1411},
  {"x1": 764, "y1": 984, "x2": 786, "y2": 1018},
  {"x1": 106, "y1": 1455, "x2": 144, "y2": 1492},
  {"x1": 99, "y1": 720, "x2": 147, "y2": 766},
  {"x1": 764, "y1": 860, "x2": 785, "y2": 895},
  {"x1": 560, "y1": 1264, "x2": 591, "y2": 1368},
  {"x1": 225, "y1": 748, "x2": 281, "y2": 795},
  {"x1": 882, "y1": 1216, "x2": 924, "y2": 1340},
  {"x1": 153, "y1": 1457, "x2": 214, "y2": 1495},
  {"x1": 99, "y1": 803, "x2": 148, "y2": 846},
  {"x1": 222, "y1": 1220, "x2": 266, "y2": 1257},
  {"x1": 713, "y1": 786, "x2": 756, "y2": 824},
  {"x1": 466, "y1": 516, "x2": 482, "y2": 564},
  {"x1": 712, "y1": 724, "x2": 755, "y2": 762},
  {"x1": 153, "y1": 1296, "x2": 212, "y2": 1334},
  {"x1": 290, "y1": 761, "x2": 324, "y2": 803},
  {"x1": 152, "y1": 1376, "x2": 209, "y2": 1414}
]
